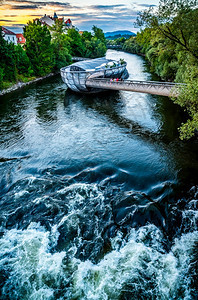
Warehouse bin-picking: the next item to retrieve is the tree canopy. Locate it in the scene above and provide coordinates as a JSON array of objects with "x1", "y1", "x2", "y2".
[
  {"x1": 130, "y1": 0, "x2": 198, "y2": 139},
  {"x1": 0, "y1": 22, "x2": 107, "y2": 90},
  {"x1": 137, "y1": 0, "x2": 198, "y2": 59},
  {"x1": 0, "y1": 27, "x2": 17, "y2": 83},
  {"x1": 24, "y1": 21, "x2": 54, "y2": 76}
]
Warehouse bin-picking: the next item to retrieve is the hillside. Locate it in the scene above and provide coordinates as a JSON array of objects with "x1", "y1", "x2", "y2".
[{"x1": 105, "y1": 30, "x2": 136, "y2": 39}]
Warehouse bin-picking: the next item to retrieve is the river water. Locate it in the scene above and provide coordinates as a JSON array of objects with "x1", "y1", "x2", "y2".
[{"x1": 0, "y1": 50, "x2": 197, "y2": 299}]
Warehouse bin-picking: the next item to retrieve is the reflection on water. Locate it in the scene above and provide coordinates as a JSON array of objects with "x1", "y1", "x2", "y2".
[{"x1": 0, "y1": 51, "x2": 198, "y2": 299}]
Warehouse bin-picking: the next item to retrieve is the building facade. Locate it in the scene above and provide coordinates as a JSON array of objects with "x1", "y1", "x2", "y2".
[
  {"x1": 16, "y1": 33, "x2": 26, "y2": 45},
  {"x1": 39, "y1": 13, "x2": 74, "y2": 32},
  {"x1": 2, "y1": 27, "x2": 26, "y2": 45},
  {"x1": 2, "y1": 27, "x2": 17, "y2": 45}
]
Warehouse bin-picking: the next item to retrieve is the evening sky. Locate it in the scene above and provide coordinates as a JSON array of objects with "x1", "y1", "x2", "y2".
[{"x1": 0, "y1": 0, "x2": 159, "y2": 33}]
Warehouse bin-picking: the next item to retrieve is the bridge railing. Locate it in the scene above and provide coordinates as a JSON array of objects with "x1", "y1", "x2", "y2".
[
  {"x1": 88, "y1": 77, "x2": 184, "y2": 88},
  {"x1": 86, "y1": 77, "x2": 184, "y2": 97}
]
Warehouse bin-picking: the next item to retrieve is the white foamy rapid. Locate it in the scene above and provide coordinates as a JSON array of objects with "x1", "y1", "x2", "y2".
[
  {"x1": 0, "y1": 184, "x2": 197, "y2": 299},
  {"x1": 0, "y1": 225, "x2": 197, "y2": 299}
]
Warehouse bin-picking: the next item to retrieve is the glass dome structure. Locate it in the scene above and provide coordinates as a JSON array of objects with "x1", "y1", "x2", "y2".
[{"x1": 60, "y1": 57, "x2": 128, "y2": 93}]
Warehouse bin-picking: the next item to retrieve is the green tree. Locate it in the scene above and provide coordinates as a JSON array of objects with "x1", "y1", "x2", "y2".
[
  {"x1": 173, "y1": 63, "x2": 198, "y2": 139},
  {"x1": 82, "y1": 26, "x2": 107, "y2": 58},
  {"x1": 92, "y1": 26, "x2": 106, "y2": 44},
  {"x1": 135, "y1": 1, "x2": 198, "y2": 139},
  {"x1": 52, "y1": 34, "x2": 72, "y2": 70},
  {"x1": 0, "y1": 67, "x2": 4, "y2": 89},
  {"x1": 14, "y1": 44, "x2": 33, "y2": 76},
  {"x1": 116, "y1": 37, "x2": 126, "y2": 46},
  {"x1": 123, "y1": 36, "x2": 142, "y2": 54},
  {"x1": 81, "y1": 31, "x2": 92, "y2": 42},
  {"x1": 67, "y1": 28, "x2": 85, "y2": 56},
  {"x1": 24, "y1": 21, "x2": 54, "y2": 76},
  {"x1": 50, "y1": 19, "x2": 65, "y2": 36},
  {"x1": 84, "y1": 37, "x2": 106, "y2": 58},
  {"x1": 50, "y1": 19, "x2": 72, "y2": 70},
  {"x1": 137, "y1": 0, "x2": 198, "y2": 59},
  {"x1": 0, "y1": 27, "x2": 17, "y2": 82}
]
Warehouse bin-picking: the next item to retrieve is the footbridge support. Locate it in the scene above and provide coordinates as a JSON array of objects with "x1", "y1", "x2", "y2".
[{"x1": 86, "y1": 78, "x2": 182, "y2": 97}]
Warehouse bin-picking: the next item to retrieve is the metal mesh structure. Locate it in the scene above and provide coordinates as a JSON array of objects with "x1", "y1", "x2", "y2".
[{"x1": 60, "y1": 58, "x2": 128, "y2": 93}]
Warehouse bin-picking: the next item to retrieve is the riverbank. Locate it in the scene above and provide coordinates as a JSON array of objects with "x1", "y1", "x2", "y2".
[
  {"x1": 0, "y1": 72, "x2": 58, "y2": 97},
  {"x1": 107, "y1": 45, "x2": 146, "y2": 57},
  {"x1": 0, "y1": 55, "x2": 90, "y2": 97}
]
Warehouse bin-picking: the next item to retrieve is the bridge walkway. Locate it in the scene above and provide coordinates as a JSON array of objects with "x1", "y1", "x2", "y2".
[{"x1": 86, "y1": 78, "x2": 182, "y2": 97}]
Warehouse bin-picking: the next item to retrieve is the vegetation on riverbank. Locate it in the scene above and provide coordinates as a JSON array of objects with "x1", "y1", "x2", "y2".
[
  {"x1": 108, "y1": 0, "x2": 198, "y2": 140},
  {"x1": 0, "y1": 22, "x2": 106, "y2": 91}
]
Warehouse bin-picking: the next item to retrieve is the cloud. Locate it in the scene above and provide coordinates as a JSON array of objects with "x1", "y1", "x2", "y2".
[
  {"x1": 11, "y1": 4, "x2": 39, "y2": 9},
  {"x1": 9, "y1": 0, "x2": 74, "y2": 9},
  {"x1": 61, "y1": 8, "x2": 138, "y2": 22},
  {"x1": 0, "y1": 19, "x2": 15, "y2": 22},
  {"x1": 76, "y1": 18, "x2": 137, "y2": 32},
  {"x1": 90, "y1": 4, "x2": 126, "y2": 10},
  {"x1": 1, "y1": 0, "x2": 146, "y2": 32},
  {"x1": 138, "y1": 4, "x2": 156, "y2": 7}
]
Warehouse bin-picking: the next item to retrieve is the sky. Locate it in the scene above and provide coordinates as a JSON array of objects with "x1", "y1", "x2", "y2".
[{"x1": 0, "y1": 0, "x2": 159, "y2": 33}]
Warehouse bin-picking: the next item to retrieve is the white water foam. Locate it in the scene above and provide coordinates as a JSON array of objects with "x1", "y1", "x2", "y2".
[
  {"x1": 1, "y1": 184, "x2": 198, "y2": 299},
  {"x1": 0, "y1": 223, "x2": 66, "y2": 299},
  {"x1": 72, "y1": 226, "x2": 197, "y2": 300},
  {"x1": 0, "y1": 222, "x2": 197, "y2": 299}
]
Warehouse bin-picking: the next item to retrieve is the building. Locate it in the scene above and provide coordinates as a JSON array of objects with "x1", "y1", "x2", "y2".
[
  {"x1": 38, "y1": 13, "x2": 74, "y2": 32},
  {"x1": 2, "y1": 27, "x2": 17, "y2": 45},
  {"x1": 65, "y1": 18, "x2": 73, "y2": 29},
  {"x1": 39, "y1": 14, "x2": 55, "y2": 27},
  {"x1": 16, "y1": 33, "x2": 26, "y2": 45}
]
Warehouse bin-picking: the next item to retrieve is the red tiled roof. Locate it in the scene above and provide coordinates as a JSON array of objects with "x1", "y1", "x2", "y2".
[
  {"x1": 65, "y1": 19, "x2": 71, "y2": 24},
  {"x1": 2, "y1": 26, "x2": 16, "y2": 35},
  {"x1": 16, "y1": 33, "x2": 26, "y2": 44}
]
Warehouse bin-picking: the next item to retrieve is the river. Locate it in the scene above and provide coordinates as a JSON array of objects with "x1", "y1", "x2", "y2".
[{"x1": 0, "y1": 50, "x2": 197, "y2": 299}]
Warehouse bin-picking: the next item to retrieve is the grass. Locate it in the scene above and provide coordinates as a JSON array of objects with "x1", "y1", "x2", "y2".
[
  {"x1": 2, "y1": 81, "x2": 13, "y2": 89},
  {"x1": 17, "y1": 74, "x2": 36, "y2": 83},
  {"x1": 1, "y1": 75, "x2": 37, "y2": 91}
]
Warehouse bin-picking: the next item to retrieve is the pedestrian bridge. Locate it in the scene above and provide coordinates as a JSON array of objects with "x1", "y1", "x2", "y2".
[
  {"x1": 86, "y1": 78, "x2": 182, "y2": 97},
  {"x1": 70, "y1": 57, "x2": 183, "y2": 97}
]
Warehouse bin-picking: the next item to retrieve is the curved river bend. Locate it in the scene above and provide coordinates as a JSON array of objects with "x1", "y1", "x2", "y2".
[{"x1": 0, "y1": 51, "x2": 197, "y2": 299}]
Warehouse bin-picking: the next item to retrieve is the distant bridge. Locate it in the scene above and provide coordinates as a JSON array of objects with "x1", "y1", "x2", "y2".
[
  {"x1": 107, "y1": 45, "x2": 122, "y2": 49},
  {"x1": 86, "y1": 78, "x2": 182, "y2": 97}
]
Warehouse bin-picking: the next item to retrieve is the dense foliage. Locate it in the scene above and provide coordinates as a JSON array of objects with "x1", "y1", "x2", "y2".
[
  {"x1": 0, "y1": 27, "x2": 33, "y2": 88},
  {"x1": 82, "y1": 26, "x2": 106, "y2": 58},
  {"x1": 24, "y1": 21, "x2": 54, "y2": 76},
  {"x1": 119, "y1": 0, "x2": 198, "y2": 140},
  {"x1": 107, "y1": 37, "x2": 126, "y2": 50},
  {"x1": 0, "y1": 22, "x2": 107, "y2": 89},
  {"x1": 50, "y1": 20, "x2": 72, "y2": 71},
  {"x1": 0, "y1": 28, "x2": 17, "y2": 84}
]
